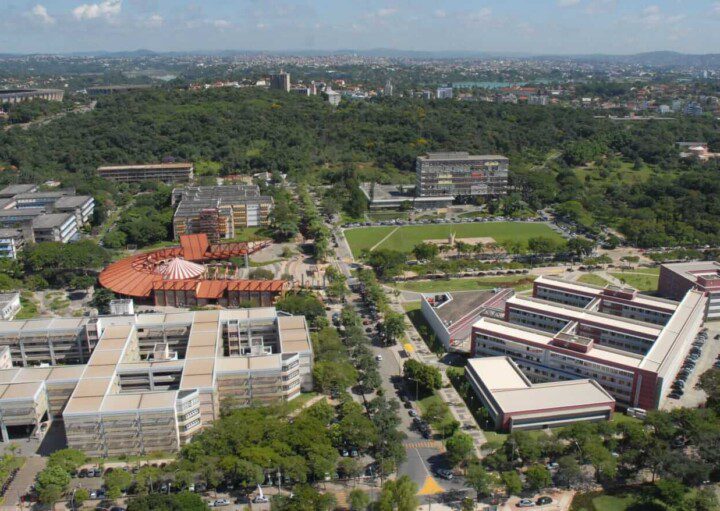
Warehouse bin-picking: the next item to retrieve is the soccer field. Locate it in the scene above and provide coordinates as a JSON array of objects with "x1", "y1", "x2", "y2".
[{"x1": 344, "y1": 221, "x2": 563, "y2": 257}]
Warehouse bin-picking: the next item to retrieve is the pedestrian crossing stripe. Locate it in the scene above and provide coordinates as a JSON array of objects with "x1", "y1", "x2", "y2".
[{"x1": 403, "y1": 441, "x2": 445, "y2": 450}]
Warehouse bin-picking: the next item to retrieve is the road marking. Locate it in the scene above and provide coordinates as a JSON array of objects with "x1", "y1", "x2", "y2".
[
  {"x1": 418, "y1": 475, "x2": 444, "y2": 496},
  {"x1": 404, "y1": 441, "x2": 444, "y2": 450}
]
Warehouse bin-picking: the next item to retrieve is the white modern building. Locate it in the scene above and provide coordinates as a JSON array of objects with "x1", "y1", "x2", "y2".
[
  {"x1": 471, "y1": 276, "x2": 706, "y2": 409},
  {"x1": 0, "y1": 308, "x2": 313, "y2": 455},
  {"x1": 466, "y1": 356, "x2": 615, "y2": 431}
]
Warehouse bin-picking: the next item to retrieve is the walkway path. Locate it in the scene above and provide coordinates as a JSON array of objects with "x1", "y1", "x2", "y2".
[
  {"x1": 368, "y1": 226, "x2": 400, "y2": 252},
  {"x1": 0, "y1": 456, "x2": 45, "y2": 510},
  {"x1": 385, "y1": 296, "x2": 486, "y2": 456}
]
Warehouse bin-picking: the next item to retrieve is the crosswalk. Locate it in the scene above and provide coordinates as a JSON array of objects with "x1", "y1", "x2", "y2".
[{"x1": 403, "y1": 440, "x2": 445, "y2": 451}]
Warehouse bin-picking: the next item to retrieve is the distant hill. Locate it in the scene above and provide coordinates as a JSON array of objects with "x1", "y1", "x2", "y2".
[
  {"x1": 2, "y1": 48, "x2": 720, "y2": 67},
  {"x1": 546, "y1": 51, "x2": 720, "y2": 67}
]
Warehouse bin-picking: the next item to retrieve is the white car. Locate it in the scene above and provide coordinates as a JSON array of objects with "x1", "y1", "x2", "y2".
[
  {"x1": 375, "y1": 354, "x2": 383, "y2": 361},
  {"x1": 213, "y1": 499, "x2": 231, "y2": 507}
]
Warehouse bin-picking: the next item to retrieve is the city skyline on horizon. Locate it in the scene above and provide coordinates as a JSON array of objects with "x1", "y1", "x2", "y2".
[{"x1": 2, "y1": 0, "x2": 720, "y2": 56}]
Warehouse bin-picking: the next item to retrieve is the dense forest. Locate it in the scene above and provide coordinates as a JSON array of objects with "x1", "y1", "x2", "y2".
[{"x1": 1, "y1": 88, "x2": 720, "y2": 247}]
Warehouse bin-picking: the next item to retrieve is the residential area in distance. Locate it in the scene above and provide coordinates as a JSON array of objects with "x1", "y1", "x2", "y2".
[{"x1": 1, "y1": 5, "x2": 720, "y2": 510}]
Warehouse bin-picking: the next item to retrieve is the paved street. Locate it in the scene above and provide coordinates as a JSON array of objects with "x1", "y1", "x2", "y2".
[{"x1": 329, "y1": 222, "x2": 481, "y2": 503}]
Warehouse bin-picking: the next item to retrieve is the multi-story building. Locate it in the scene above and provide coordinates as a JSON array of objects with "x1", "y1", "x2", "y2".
[
  {"x1": 0, "y1": 185, "x2": 37, "y2": 199},
  {"x1": 99, "y1": 233, "x2": 285, "y2": 307},
  {"x1": 0, "y1": 89, "x2": 64, "y2": 104},
  {"x1": 0, "y1": 294, "x2": 20, "y2": 321},
  {"x1": 172, "y1": 185, "x2": 273, "y2": 241},
  {"x1": 420, "y1": 289, "x2": 512, "y2": 351},
  {"x1": 0, "y1": 229, "x2": 25, "y2": 259},
  {"x1": 53, "y1": 195, "x2": 95, "y2": 225},
  {"x1": 32, "y1": 213, "x2": 78, "y2": 243},
  {"x1": 326, "y1": 89, "x2": 341, "y2": 106},
  {"x1": 270, "y1": 72, "x2": 291, "y2": 92},
  {"x1": 658, "y1": 261, "x2": 720, "y2": 320},
  {"x1": 97, "y1": 163, "x2": 194, "y2": 184},
  {"x1": 466, "y1": 356, "x2": 615, "y2": 432},
  {"x1": 415, "y1": 152, "x2": 509, "y2": 198},
  {"x1": 471, "y1": 276, "x2": 707, "y2": 410},
  {"x1": 0, "y1": 185, "x2": 95, "y2": 254},
  {"x1": 436, "y1": 87, "x2": 454, "y2": 99},
  {"x1": 0, "y1": 308, "x2": 312, "y2": 455}
]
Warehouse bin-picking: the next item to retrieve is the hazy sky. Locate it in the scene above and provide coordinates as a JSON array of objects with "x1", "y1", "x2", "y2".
[{"x1": 2, "y1": 0, "x2": 719, "y2": 55}]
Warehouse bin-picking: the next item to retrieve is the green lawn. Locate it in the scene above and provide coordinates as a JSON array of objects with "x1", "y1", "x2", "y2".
[
  {"x1": 16, "y1": 292, "x2": 39, "y2": 320},
  {"x1": 344, "y1": 221, "x2": 563, "y2": 257},
  {"x1": 402, "y1": 301, "x2": 446, "y2": 353},
  {"x1": 225, "y1": 227, "x2": 268, "y2": 242},
  {"x1": 417, "y1": 394, "x2": 456, "y2": 437},
  {"x1": 395, "y1": 275, "x2": 536, "y2": 293},
  {"x1": 578, "y1": 273, "x2": 612, "y2": 287},
  {"x1": 571, "y1": 491, "x2": 639, "y2": 511},
  {"x1": 610, "y1": 271, "x2": 659, "y2": 292},
  {"x1": 344, "y1": 226, "x2": 396, "y2": 255}
]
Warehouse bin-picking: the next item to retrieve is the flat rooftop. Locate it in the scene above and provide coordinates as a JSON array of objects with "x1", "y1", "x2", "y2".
[
  {"x1": 32, "y1": 213, "x2": 74, "y2": 229},
  {"x1": 473, "y1": 317, "x2": 644, "y2": 368},
  {"x1": 467, "y1": 356, "x2": 614, "y2": 414},
  {"x1": 1, "y1": 308, "x2": 312, "y2": 416},
  {"x1": 662, "y1": 261, "x2": 720, "y2": 281},
  {"x1": 54, "y1": 195, "x2": 93, "y2": 209},
  {"x1": 537, "y1": 276, "x2": 677, "y2": 312},
  {"x1": 98, "y1": 163, "x2": 193, "y2": 171},
  {"x1": 0, "y1": 185, "x2": 37, "y2": 198},
  {"x1": 507, "y1": 295, "x2": 662, "y2": 338},
  {"x1": 419, "y1": 152, "x2": 509, "y2": 162},
  {"x1": 425, "y1": 291, "x2": 497, "y2": 325}
]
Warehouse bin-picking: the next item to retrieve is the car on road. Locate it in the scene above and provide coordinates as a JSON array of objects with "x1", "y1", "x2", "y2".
[
  {"x1": 375, "y1": 354, "x2": 382, "y2": 361},
  {"x1": 517, "y1": 498, "x2": 535, "y2": 507},
  {"x1": 435, "y1": 468, "x2": 453, "y2": 480},
  {"x1": 536, "y1": 496, "x2": 553, "y2": 505},
  {"x1": 212, "y1": 499, "x2": 231, "y2": 507}
]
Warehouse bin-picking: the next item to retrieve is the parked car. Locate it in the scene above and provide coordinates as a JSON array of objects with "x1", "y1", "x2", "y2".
[
  {"x1": 408, "y1": 409, "x2": 418, "y2": 417},
  {"x1": 436, "y1": 469, "x2": 453, "y2": 480},
  {"x1": 517, "y1": 498, "x2": 535, "y2": 507},
  {"x1": 536, "y1": 496, "x2": 553, "y2": 505},
  {"x1": 212, "y1": 499, "x2": 231, "y2": 507}
]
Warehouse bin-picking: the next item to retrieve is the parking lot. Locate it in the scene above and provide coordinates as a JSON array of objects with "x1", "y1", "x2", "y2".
[{"x1": 662, "y1": 322, "x2": 720, "y2": 410}]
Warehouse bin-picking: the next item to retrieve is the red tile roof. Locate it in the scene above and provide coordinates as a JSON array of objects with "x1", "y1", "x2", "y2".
[
  {"x1": 98, "y1": 236, "x2": 275, "y2": 299},
  {"x1": 180, "y1": 234, "x2": 209, "y2": 261}
]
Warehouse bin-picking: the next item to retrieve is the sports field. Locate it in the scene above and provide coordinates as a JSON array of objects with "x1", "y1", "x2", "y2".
[{"x1": 344, "y1": 222, "x2": 563, "y2": 257}]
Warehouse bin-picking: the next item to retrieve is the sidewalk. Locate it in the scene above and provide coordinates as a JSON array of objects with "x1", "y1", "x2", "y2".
[
  {"x1": 0, "y1": 456, "x2": 45, "y2": 511},
  {"x1": 386, "y1": 298, "x2": 486, "y2": 457}
]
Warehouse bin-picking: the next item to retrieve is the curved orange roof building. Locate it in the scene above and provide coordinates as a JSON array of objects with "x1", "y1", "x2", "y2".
[{"x1": 99, "y1": 234, "x2": 287, "y2": 306}]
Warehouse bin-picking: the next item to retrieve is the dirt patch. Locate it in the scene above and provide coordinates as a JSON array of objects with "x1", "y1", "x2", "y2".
[{"x1": 426, "y1": 236, "x2": 496, "y2": 246}]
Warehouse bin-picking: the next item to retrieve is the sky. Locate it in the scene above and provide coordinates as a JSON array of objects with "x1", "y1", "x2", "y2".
[{"x1": 1, "y1": 0, "x2": 720, "y2": 55}]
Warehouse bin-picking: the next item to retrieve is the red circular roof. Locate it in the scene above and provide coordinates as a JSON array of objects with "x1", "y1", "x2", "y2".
[{"x1": 99, "y1": 234, "x2": 275, "y2": 298}]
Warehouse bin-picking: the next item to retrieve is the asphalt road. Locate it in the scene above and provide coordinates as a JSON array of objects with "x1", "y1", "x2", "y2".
[{"x1": 342, "y1": 291, "x2": 469, "y2": 502}]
